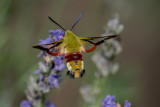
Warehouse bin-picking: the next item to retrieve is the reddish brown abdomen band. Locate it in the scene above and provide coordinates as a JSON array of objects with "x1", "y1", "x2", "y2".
[{"x1": 65, "y1": 53, "x2": 83, "y2": 63}]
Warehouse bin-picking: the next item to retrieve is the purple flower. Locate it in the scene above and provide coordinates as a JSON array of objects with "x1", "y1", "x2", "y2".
[
  {"x1": 49, "y1": 29, "x2": 64, "y2": 37},
  {"x1": 102, "y1": 95, "x2": 131, "y2": 107},
  {"x1": 20, "y1": 100, "x2": 32, "y2": 107},
  {"x1": 37, "y1": 51, "x2": 47, "y2": 58},
  {"x1": 39, "y1": 73, "x2": 44, "y2": 80},
  {"x1": 102, "y1": 95, "x2": 116, "y2": 107},
  {"x1": 54, "y1": 57, "x2": 65, "y2": 72},
  {"x1": 45, "y1": 101, "x2": 56, "y2": 107},
  {"x1": 48, "y1": 74, "x2": 61, "y2": 88},
  {"x1": 49, "y1": 29, "x2": 64, "y2": 42},
  {"x1": 54, "y1": 64, "x2": 65, "y2": 72},
  {"x1": 124, "y1": 100, "x2": 131, "y2": 107},
  {"x1": 54, "y1": 57, "x2": 63, "y2": 65},
  {"x1": 38, "y1": 36, "x2": 52, "y2": 45},
  {"x1": 38, "y1": 29, "x2": 64, "y2": 45},
  {"x1": 33, "y1": 70, "x2": 42, "y2": 74}
]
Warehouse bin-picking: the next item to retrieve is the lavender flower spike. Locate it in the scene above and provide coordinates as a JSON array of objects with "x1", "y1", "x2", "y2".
[
  {"x1": 124, "y1": 100, "x2": 131, "y2": 107},
  {"x1": 38, "y1": 36, "x2": 53, "y2": 45},
  {"x1": 54, "y1": 56, "x2": 66, "y2": 72},
  {"x1": 38, "y1": 29, "x2": 64, "y2": 45},
  {"x1": 102, "y1": 95, "x2": 116, "y2": 107},
  {"x1": 49, "y1": 29, "x2": 64, "y2": 42},
  {"x1": 48, "y1": 74, "x2": 61, "y2": 88},
  {"x1": 45, "y1": 101, "x2": 56, "y2": 107},
  {"x1": 102, "y1": 95, "x2": 131, "y2": 107},
  {"x1": 20, "y1": 100, "x2": 32, "y2": 107},
  {"x1": 21, "y1": 29, "x2": 65, "y2": 107}
]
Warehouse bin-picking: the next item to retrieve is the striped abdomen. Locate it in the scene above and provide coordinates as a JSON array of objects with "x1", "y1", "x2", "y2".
[{"x1": 65, "y1": 52, "x2": 85, "y2": 78}]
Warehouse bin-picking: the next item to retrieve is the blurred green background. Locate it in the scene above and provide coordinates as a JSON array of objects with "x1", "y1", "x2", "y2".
[{"x1": 0, "y1": 0, "x2": 160, "y2": 107}]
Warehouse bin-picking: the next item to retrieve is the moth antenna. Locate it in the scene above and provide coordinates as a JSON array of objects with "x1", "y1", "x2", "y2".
[
  {"x1": 70, "y1": 11, "x2": 83, "y2": 31},
  {"x1": 48, "y1": 16, "x2": 66, "y2": 31}
]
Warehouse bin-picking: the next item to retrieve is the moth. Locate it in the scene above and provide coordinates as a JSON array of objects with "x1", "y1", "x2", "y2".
[{"x1": 33, "y1": 12, "x2": 117, "y2": 78}]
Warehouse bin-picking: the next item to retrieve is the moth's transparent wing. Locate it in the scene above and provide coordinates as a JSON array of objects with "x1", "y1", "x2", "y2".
[
  {"x1": 79, "y1": 35, "x2": 117, "y2": 45},
  {"x1": 79, "y1": 35, "x2": 117, "y2": 52},
  {"x1": 33, "y1": 39, "x2": 63, "y2": 50},
  {"x1": 33, "y1": 39, "x2": 64, "y2": 56}
]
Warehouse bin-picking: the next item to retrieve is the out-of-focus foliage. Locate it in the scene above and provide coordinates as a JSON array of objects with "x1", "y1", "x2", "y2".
[{"x1": 0, "y1": 0, "x2": 160, "y2": 107}]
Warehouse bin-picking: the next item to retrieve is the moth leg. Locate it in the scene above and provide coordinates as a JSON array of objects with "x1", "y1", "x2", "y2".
[
  {"x1": 69, "y1": 71, "x2": 75, "y2": 79},
  {"x1": 84, "y1": 44, "x2": 96, "y2": 53},
  {"x1": 80, "y1": 69, "x2": 86, "y2": 78},
  {"x1": 66, "y1": 71, "x2": 70, "y2": 75},
  {"x1": 66, "y1": 70, "x2": 75, "y2": 79}
]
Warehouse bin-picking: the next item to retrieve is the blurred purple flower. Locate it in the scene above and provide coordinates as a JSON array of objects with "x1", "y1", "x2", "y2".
[
  {"x1": 33, "y1": 69, "x2": 42, "y2": 74},
  {"x1": 106, "y1": 14, "x2": 124, "y2": 34},
  {"x1": 54, "y1": 57, "x2": 63, "y2": 65},
  {"x1": 20, "y1": 100, "x2": 31, "y2": 107},
  {"x1": 45, "y1": 101, "x2": 56, "y2": 107},
  {"x1": 124, "y1": 100, "x2": 131, "y2": 107},
  {"x1": 49, "y1": 29, "x2": 64, "y2": 42},
  {"x1": 102, "y1": 95, "x2": 116, "y2": 107},
  {"x1": 102, "y1": 95, "x2": 131, "y2": 107},
  {"x1": 48, "y1": 74, "x2": 61, "y2": 88},
  {"x1": 37, "y1": 51, "x2": 46, "y2": 58},
  {"x1": 38, "y1": 36, "x2": 52, "y2": 45},
  {"x1": 39, "y1": 73, "x2": 44, "y2": 80},
  {"x1": 54, "y1": 64, "x2": 65, "y2": 72},
  {"x1": 54, "y1": 57, "x2": 65, "y2": 72},
  {"x1": 38, "y1": 29, "x2": 64, "y2": 45}
]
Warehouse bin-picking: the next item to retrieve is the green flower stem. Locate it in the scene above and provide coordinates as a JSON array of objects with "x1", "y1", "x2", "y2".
[
  {"x1": 37, "y1": 100, "x2": 42, "y2": 107},
  {"x1": 91, "y1": 77, "x2": 107, "y2": 107},
  {"x1": 83, "y1": 77, "x2": 107, "y2": 107}
]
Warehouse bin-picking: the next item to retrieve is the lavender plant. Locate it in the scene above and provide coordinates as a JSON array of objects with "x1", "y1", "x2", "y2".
[
  {"x1": 80, "y1": 14, "x2": 130, "y2": 107},
  {"x1": 20, "y1": 30, "x2": 65, "y2": 107},
  {"x1": 102, "y1": 95, "x2": 131, "y2": 107}
]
